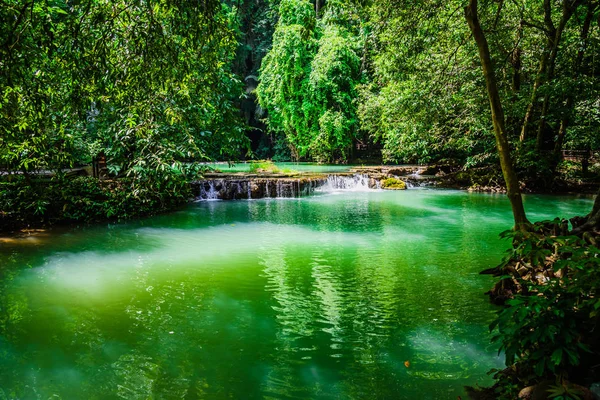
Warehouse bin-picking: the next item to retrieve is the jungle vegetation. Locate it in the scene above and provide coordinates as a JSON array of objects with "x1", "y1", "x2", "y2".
[
  {"x1": 1, "y1": 1, "x2": 600, "y2": 397},
  {"x1": 3, "y1": 0, "x2": 599, "y2": 175}
]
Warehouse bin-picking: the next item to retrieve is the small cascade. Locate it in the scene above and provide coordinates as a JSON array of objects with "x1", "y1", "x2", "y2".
[
  {"x1": 195, "y1": 173, "x2": 382, "y2": 201},
  {"x1": 408, "y1": 168, "x2": 423, "y2": 179},
  {"x1": 198, "y1": 181, "x2": 219, "y2": 201},
  {"x1": 402, "y1": 167, "x2": 431, "y2": 188},
  {"x1": 317, "y1": 174, "x2": 375, "y2": 192}
]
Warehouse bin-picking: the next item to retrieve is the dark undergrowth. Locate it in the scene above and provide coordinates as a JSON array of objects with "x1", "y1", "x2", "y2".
[
  {"x1": 468, "y1": 218, "x2": 600, "y2": 400},
  {"x1": 0, "y1": 175, "x2": 192, "y2": 233}
]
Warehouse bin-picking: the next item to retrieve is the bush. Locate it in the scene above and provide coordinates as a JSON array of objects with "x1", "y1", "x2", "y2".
[
  {"x1": 489, "y1": 224, "x2": 600, "y2": 398},
  {"x1": 248, "y1": 160, "x2": 281, "y2": 173},
  {"x1": 0, "y1": 174, "x2": 192, "y2": 231}
]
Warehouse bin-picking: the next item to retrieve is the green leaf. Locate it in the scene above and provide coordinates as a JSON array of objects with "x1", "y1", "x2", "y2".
[
  {"x1": 550, "y1": 348, "x2": 562, "y2": 366},
  {"x1": 534, "y1": 359, "x2": 545, "y2": 376}
]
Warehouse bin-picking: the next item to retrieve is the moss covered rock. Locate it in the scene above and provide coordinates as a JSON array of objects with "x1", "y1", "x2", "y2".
[{"x1": 381, "y1": 177, "x2": 406, "y2": 190}]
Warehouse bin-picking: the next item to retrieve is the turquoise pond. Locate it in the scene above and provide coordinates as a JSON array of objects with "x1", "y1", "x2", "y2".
[{"x1": 0, "y1": 189, "x2": 594, "y2": 399}]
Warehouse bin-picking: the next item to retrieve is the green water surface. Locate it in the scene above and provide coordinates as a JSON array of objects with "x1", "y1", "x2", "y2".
[{"x1": 0, "y1": 190, "x2": 593, "y2": 399}]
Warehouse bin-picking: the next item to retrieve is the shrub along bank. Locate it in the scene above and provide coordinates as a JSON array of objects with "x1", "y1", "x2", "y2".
[
  {"x1": 0, "y1": 175, "x2": 192, "y2": 233},
  {"x1": 469, "y1": 214, "x2": 600, "y2": 399}
]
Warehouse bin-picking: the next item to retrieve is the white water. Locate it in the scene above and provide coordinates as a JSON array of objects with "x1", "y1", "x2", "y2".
[
  {"x1": 197, "y1": 173, "x2": 388, "y2": 201},
  {"x1": 199, "y1": 181, "x2": 219, "y2": 201},
  {"x1": 316, "y1": 174, "x2": 377, "y2": 192}
]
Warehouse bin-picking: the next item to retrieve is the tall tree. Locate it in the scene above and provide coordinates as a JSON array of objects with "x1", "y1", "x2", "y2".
[
  {"x1": 257, "y1": 0, "x2": 365, "y2": 162},
  {"x1": 465, "y1": 0, "x2": 529, "y2": 229},
  {"x1": 0, "y1": 0, "x2": 247, "y2": 184}
]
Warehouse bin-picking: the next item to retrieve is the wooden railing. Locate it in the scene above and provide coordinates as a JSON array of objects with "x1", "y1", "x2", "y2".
[{"x1": 561, "y1": 150, "x2": 593, "y2": 162}]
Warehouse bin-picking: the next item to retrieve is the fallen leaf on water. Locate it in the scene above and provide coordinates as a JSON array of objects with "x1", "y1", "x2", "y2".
[{"x1": 404, "y1": 361, "x2": 410, "y2": 368}]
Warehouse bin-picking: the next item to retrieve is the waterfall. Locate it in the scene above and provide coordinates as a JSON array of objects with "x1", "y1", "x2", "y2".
[
  {"x1": 196, "y1": 173, "x2": 380, "y2": 201},
  {"x1": 198, "y1": 181, "x2": 219, "y2": 201},
  {"x1": 316, "y1": 174, "x2": 375, "y2": 192}
]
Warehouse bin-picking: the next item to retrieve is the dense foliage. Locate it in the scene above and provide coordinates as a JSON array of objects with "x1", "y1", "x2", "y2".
[
  {"x1": 257, "y1": 0, "x2": 366, "y2": 162},
  {"x1": 2, "y1": 0, "x2": 248, "y2": 170},
  {"x1": 3, "y1": 0, "x2": 598, "y2": 181},
  {"x1": 0, "y1": 175, "x2": 191, "y2": 230},
  {"x1": 1, "y1": 0, "x2": 247, "y2": 225},
  {"x1": 486, "y1": 221, "x2": 600, "y2": 399},
  {"x1": 254, "y1": 0, "x2": 600, "y2": 174}
]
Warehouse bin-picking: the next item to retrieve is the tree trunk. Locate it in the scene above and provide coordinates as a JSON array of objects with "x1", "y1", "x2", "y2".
[
  {"x1": 572, "y1": 187, "x2": 600, "y2": 234},
  {"x1": 511, "y1": 22, "x2": 523, "y2": 96},
  {"x1": 509, "y1": 21, "x2": 523, "y2": 138},
  {"x1": 465, "y1": 0, "x2": 529, "y2": 230},
  {"x1": 553, "y1": 4, "x2": 596, "y2": 160},
  {"x1": 519, "y1": 53, "x2": 548, "y2": 143},
  {"x1": 519, "y1": 0, "x2": 555, "y2": 143},
  {"x1": 535, "y1": 3, "x2": 577, "y2": 152}
]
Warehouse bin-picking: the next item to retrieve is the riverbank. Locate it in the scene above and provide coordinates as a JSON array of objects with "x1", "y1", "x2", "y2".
[
  {"x1": 2, "y1": 164, "x2": 597, "y2": 235},
  {"x1": 194, "y1": 164, "x2": 600, "y2": 200},
  {"x1": 0, "y1": 175, "x2": 191, "y2": 235}
]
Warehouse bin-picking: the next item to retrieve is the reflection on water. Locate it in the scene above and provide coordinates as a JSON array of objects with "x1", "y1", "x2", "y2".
[{"x1": 0, "y1": 190, "x2": 593, "y2": 399}]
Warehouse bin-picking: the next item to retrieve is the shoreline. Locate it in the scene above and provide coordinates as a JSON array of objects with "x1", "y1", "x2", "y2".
[
  {"x1": 2, "y1": 164, "x2": 597, "y2": 237},
  {"x1": 1, "y1": 171, "x2": 596, "y2": 238}
]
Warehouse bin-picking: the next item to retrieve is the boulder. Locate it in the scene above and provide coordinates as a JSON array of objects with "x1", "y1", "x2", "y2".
[
  {"x1": 380, "y1": 177, "x2": 407, "y2": 190},
  {"x1": 518, "y1": 381, "x2": 594, "y2": 400}
]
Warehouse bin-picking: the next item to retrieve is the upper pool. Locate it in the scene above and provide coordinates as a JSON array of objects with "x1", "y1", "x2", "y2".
[{"x1": 205, "y1": 162, "x2": 359, "y2": 173}]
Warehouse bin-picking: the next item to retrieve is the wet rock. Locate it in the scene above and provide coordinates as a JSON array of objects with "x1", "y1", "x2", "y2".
[
  {"x1": 518, "y1": 382, "x2": 594, "y2": 400},
  {"x1": 381, "y1": 177, "x2": 407, "y2": 190}
]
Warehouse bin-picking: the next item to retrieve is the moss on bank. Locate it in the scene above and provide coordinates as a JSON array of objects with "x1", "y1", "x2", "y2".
[{"x1": 381, "y1": 177, "x2": 407, "y2": 190}]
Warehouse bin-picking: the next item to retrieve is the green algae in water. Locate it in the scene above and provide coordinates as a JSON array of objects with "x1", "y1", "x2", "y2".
[{"x1": 0, "y1": 190, "x2": 593, "y2": 399}]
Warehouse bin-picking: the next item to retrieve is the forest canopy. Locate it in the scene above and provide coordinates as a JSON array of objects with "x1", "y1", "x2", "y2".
[
  {"x1": 258, "y1": 0, "x2": 599, "y2": 176},
  {"x1": 2, "y1": 0, "x2": 599, "y2": 176},
  {"x1": 1, "y1": 0, "x2": 247, "y2": 176}
]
